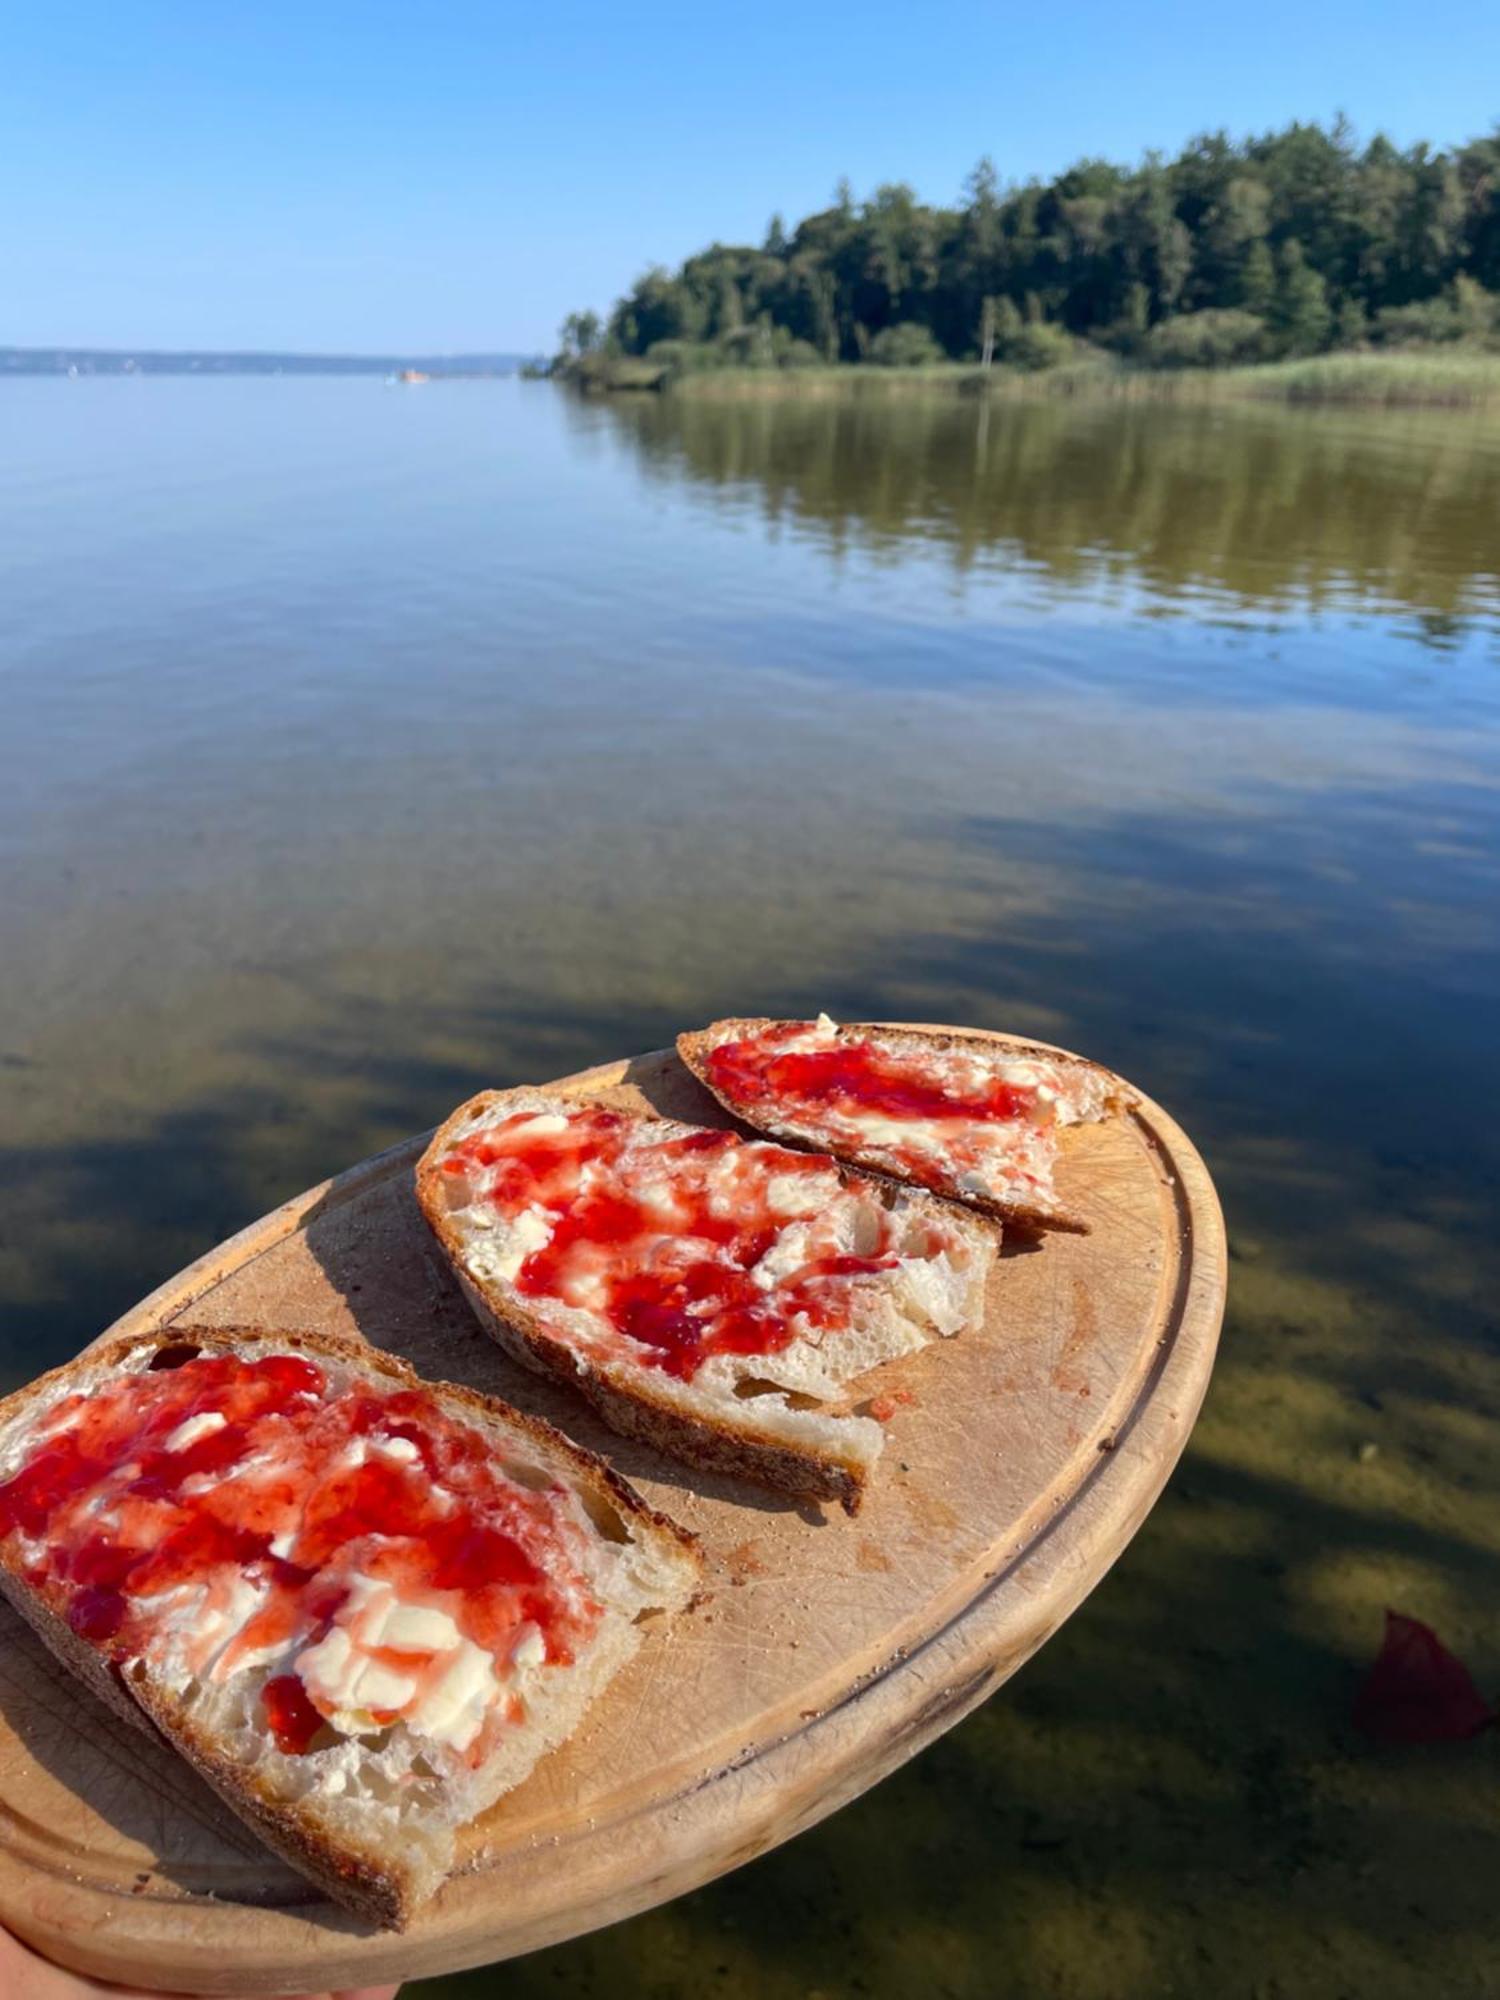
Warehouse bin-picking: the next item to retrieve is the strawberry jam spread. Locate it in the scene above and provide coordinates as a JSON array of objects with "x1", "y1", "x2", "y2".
[
  {"x1": 0, "y1": 1351, "x2": 600, "y2": 1759},
  {"x1": 706, "y1": 1021, "x2": 1035, "y2": 1129},
  {"x1": 703, "y1": 1020, "x2": 1055, "y2": 1199},
  {"x1": 440, "y1": 1106, "x2": 924, "y2": 1381}
]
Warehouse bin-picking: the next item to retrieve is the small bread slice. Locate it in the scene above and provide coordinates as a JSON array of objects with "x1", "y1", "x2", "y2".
[
  {"x1": 0, "y1": 1324, "x2": 698, "y2": 1928},
  {"x1": 417, "y1": 1091, "x2": 996, "y2": 1513},
  {"x1": 678, "y1": 1016, "x2": 1129, "y2": 1233}
]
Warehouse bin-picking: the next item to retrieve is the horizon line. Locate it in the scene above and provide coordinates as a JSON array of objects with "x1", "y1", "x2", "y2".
[{"x1": 2, "y1": 342, "x2": 542, "y2": 358}]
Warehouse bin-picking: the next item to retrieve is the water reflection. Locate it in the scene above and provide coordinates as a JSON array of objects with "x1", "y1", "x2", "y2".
[
  {"x1": 597, "y1": 389, "x2": 1500, "y2": 637},
  {"x1": 0, "y1": 379, "x2": 1497, "y2": 1997}
]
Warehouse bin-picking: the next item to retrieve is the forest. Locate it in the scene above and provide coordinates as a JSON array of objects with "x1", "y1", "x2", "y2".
[{"x1": 557, "y1": 120, "x2": 1500, "y2": 373}]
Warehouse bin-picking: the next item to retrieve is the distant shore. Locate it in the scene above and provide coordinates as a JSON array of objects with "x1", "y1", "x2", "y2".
[
  {"x1": 0, "y1": 347, "x2": 539, "y2": 379},
  {"x1": 558, "y1": 349, "x2": 1500, "y2": 410}
]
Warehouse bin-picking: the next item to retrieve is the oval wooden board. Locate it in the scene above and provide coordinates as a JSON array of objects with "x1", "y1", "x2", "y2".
[{"x1": 0, "y1": 1031, "x2": 1225, "y2": 1995}]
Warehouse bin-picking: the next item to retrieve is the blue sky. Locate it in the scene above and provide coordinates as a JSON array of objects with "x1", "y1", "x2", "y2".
[{"x1": 5, "y1": 1, "x2": 1497, "y2": 354}]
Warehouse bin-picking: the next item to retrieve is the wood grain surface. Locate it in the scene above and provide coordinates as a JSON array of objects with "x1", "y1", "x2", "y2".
[{"x1": 0, "y1": 1030, "x2": 1225, "y2": 1994}]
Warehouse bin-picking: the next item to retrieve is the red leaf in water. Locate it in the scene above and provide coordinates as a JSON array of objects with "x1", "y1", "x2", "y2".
[{"x1": 1353, "y1": 1611, "x2": 1494, "y2": 1744}]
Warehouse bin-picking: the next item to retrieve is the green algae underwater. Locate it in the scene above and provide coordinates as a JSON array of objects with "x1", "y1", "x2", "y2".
[{"x1": 1, "y1": 378, "x2": 1496, "y2": 1997}]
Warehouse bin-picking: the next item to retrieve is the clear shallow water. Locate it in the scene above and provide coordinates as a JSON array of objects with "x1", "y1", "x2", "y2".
[{"x1": 2, "y1": 378, "x2": 1498, "y2": 1996}]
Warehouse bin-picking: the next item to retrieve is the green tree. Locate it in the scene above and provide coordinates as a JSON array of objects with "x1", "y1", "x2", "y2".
[
  {"x1": 867, "y1": 321, "x2": 945, "y2": 366},
  {"x1": 993, "y1": 297, "x2": 1024, "y2": 347},
  {"x1": 803, "y1": 266, "x2": 839, "y2": 362},
  {"x1": 1102, "y1": 280, "x2": 1151, "y2": 353},
  {"x1": 569, "y1": 118, "x2": 1500, "y2": 369},
  {"x1": 1452, "y1": 272, "x2": 1498, "y2": 339},
  {"x1": 1457, "y1": 131, "x2": 1500, "y2": 291},
  {"x1": 1236, "y1": 239, "x2": 1277, "y2": 316},
  {"x1": 557, "y1": 310, "x2": 601, "y2": 359},
  {"x1": 958, "y1": 158, "x2": 1004, "y2": 328},
  {"x1": 713, "y1": 271, "x2": 743, "y2": 339},
  {"x1": 1144, "y1": 308, "x2": 1268, "y2": 367},
  {"x1": 1336, "y1": 294, "x2": 1369, "y2": 346},
  {"x1": 1273, "y1": 239, "x2": 1333, "y2": 352}
]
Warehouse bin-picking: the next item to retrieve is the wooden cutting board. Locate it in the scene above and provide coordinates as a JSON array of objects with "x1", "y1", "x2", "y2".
[{"x1": 0, "y1": 1030, "x2": 1225, "y2": 1995}]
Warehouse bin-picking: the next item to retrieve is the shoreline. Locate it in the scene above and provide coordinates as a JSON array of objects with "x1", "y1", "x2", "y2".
[{"x1": 560, "y1": 349, "x2": 1500, "y2": 410}]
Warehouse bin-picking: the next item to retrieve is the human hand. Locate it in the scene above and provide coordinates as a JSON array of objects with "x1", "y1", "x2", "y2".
[{"x1": 1, "y1": 1921, "x2": 400, "y2": 2000}]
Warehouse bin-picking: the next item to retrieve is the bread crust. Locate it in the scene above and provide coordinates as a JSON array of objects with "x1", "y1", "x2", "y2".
[
  {"x1": 0, "y1": 1322, "x2": 699, "y2": 1928},
  {"x1": 416, "y1": 1090, "x2": 989, "y2": 1515},
  {"x1": 452, "y1": 1270, "x2": 863, "y2": 1512},
  {"x1": 678, "y1": 1018, "x2": 1130, "y2": 1234}
]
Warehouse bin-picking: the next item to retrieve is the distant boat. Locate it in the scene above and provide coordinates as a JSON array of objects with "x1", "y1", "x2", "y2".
[{"x1": 396, "y1": 368, "x2": 430, "y2": 384}]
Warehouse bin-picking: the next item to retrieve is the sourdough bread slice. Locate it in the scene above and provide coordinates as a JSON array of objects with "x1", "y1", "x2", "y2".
[
  {"x1": 678, "y1": 1016, "x2": 1129, "y2": 1232},
  {"x1": 0, "y1": 1325, "x2": 699, "y2": 1928},
  {"x1": 417, "y1": 1090, "x2": 997, "y2": 1513}
]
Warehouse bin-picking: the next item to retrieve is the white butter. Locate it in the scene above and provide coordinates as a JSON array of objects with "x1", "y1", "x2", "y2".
[
  {"x1": 411, "y1": 1637, "x2": 499, "y2": 1751},
  {"x1": 352, "y1": 1658, "x2": 419, "y2": 1712},
  {"x1": 215, "y1": 1631, "x2": 290, "y2": 1683},
  {"x1": 297, "y1": 1623, "x2": 355, "y2": 1708},
  {"x1": 636, "y1": 1179, "x2": 684, "y2": 1222},
  {"x1": 164, "y1": 1411, "x2": 226, "y2": 1453},
  {"x1": 764, "y1": 1171, "x2": 832, "y2": 1218},
  {"x1": 370, "y1": 1435, "x2": 420, "y2": 1466},
  {"x1": 492, "y1": 1205, "x2": 554, "y2": 1281},
  {"x1": 510, "y1": 1113, "x2": 569, "y2": 1137},
  {"x1": 511, "y1": 1623, "x2": 546, "y2": 1671},
  {"x1": 751, "y1": 1223, "x2": 813, "y2": 1291},
  {"x1": 380, "y1": 1602, "x2": 463, "y2": 1654},
  {"x1": 838, "y1": 1110, "x2": 963, "y2": 1150},
  {"x1": 288, "y1": 1570, "x2": 513, "y2": 1747},
  {"x1": 556, "y1": 1254, "x2": 611, "y2": 1311},
  {"x1": 150, "y1": 1572, "x2": 265, "y2": 1682},
  {"x1": 136, "y1": 1580, "x2": 208, "y2": 1639},
  {"x1": 814, "y1": 1012, "x2": 840, "y2": 1035}
]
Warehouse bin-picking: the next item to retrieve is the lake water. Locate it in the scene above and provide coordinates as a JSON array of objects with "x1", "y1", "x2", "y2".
[{"x1": 2, "y1": 377, "x2": 1498, "y2": 1996}]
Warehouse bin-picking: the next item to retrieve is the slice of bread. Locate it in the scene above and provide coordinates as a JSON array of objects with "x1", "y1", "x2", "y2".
[
  {"x1": 417, "y1": 1091, "x2": 997, "y2": 1513},
  {"x1": 678, "y1": 1016, "x2": 1129, "y2": 1233},
  {"x1": 0, "y1": 1325, "x2": 699, "y2": 1928}
]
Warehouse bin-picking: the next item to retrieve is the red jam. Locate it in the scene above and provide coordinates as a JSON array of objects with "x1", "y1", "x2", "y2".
[
  {"x1": 263, "y1": 1672, "x2": 327, "y2": 1755},
  {"x1": 706, "y1": 1022, "x2": 1033, "y2": 1129},
  {"x1": 442, "y1": 1108, "x2": 906, "y2": 1381},
  {"x1": 0, "y1": 1353, "x2": 599, "y2": 1752}
]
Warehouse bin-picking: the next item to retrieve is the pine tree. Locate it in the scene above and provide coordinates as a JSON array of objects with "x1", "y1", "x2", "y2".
[
  {"x1": 714, "y1": 272, "x2": 743, "y2": 339},
  {"x1": 807, "y1": 269, "x2": 838, "y2": 363},
  {"x1": 1237, "y1": 239, "x2": 1276, "y2": 317},
  {"x1": 1274, "y1": 239, "x2": 1333, "y2": 353},
  {"x1": 580, "y1": 118, "x2": 1500, "y2": 368}
]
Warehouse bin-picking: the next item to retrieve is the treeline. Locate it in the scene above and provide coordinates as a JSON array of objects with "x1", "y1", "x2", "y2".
[{"x1": 559, "y1": 120, "x2": 1500, "y2": 373}]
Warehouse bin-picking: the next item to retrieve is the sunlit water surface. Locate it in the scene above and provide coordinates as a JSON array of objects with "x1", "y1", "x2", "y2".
[{"x1": 2, "y1": 378, "x2": 1498, "y2": 1997}]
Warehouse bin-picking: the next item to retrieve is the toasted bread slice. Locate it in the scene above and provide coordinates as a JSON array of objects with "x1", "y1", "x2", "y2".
[
  {"x1": 0, "y1": 1325, "x2": 699, "y2": 1928},
  {"x1": 678, "y1": 1016, "x2": 1129, "y2": 1233},
  {"x1": 417, "y1": 1090, "x2": 996, "y2": 1513}
]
